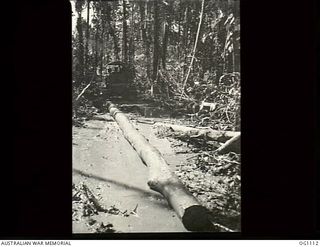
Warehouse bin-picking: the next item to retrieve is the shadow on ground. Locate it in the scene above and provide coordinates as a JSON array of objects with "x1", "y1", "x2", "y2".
[{"x1": 73, "y1": 169, "x2": 171, "y2": 209}]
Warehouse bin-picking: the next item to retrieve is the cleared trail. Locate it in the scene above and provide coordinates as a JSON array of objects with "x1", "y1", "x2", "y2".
[{"x1": 72, "y1": 112, "x2": 192, "y2": 233}]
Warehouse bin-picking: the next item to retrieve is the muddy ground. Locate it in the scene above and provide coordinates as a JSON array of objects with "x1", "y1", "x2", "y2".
[
  {"x1": 72, "y1": 111, "x2": 196, "y2": 233},
  {"x1": 72, "y1": 107, "x2": 240, "y2": 233}
]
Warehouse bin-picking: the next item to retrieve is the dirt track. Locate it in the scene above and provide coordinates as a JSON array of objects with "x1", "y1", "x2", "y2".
[{"x1": 72, "y1": 112, "x2": 193, "y2": 233}]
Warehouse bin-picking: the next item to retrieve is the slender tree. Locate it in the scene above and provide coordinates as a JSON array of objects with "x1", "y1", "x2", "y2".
[
  {"x1": 75, "y1": 0, "x2": 85, "y2": 84},
  {"x1": 161, "y1": 21, "x2": 169, "y2": 70},
  {"x1": 99, "y1": 0, "x2": 105, "y2": 81},
  {"x1": 152, "y1": 0, "x2": 160, "y2": 82},
  {"x1": 105, "y1": 2, "x2": 120, "y2": 61},
  {"x1": 122, "y1": 0, "x2": 128, "y2": 63},
  {"x1": 139, "y1": 1, "x2": 151, "y2": 79},
  {"x1": 180, "y1": 0, "x2": 205, "y2": 98},
  {"x1": 182, "y1": 3, "x2": 190, "y2": 77},
  {"x1": 84, "y1": 0, "x2": 90, "y2": 76},
  {"x1": 128, "y1": 2, "x2": 135, "y2": 66}
]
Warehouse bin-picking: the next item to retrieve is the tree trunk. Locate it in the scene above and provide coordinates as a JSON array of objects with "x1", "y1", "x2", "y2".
[
  {"x1": 76, "y1": 6, "x2": 84, "y2": 85},
  {"x1": 95, "y1": 29, "x2": 99, "y2": 71},
  {"x1": 85, "y1": 0, "x2": 90, "y2": 76},
  {"x1": 177, "y1": 0, "x2": 182, "y2": 81},
  {"x1": 122, "y1": 0, "x2": 128, "y2": 63},
  {"x1": 107, "y1": 102, "x2": 220, "y2": 232},
  {"x1": 154, "y1": 123, "x2": 239, "y2": 143},
  {"x1": 129, "y1": 2, "x2": 135, "y2": 65},
  {"x1": 180, "y1": 0, "x2": 205, "y2": 99},
  {"x1": 216, "y1": 13, "x2": 227, "y2": 83},
  {"x1": 152, "y1": 0, "x2": 160, "y2": 82},
  {"x1": 182, "y1": 5, "x2": 189, "y2": 78},
  {"x1": 100, "y1": 37, "x2": 104, "y2": 82},
  {"x1": 161, "y1": 21, "x2": 169, "y2": 70},
  {"x1": 139, "y1": 1, "x2": 151, "y2": 79},
  {"x1": 106, "y1": 1, "x2": 120, "y2": 61},
  {"x1": 100, "y1": 1, "x2": 104, "y2": 82},
  {"x1": 146, "y1": 2, "x2": 151, "y2": 80},
  {"x1": 106, "y1": 16, "x2": 120, "y2": 61},
  {"x1": 104, "y1": 2, "x2": 116, "y2": 62}
]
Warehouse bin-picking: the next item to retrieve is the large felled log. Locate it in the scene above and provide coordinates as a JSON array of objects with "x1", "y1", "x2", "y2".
[
  {"x1": 215, "y1": 133, "x2": 241, "y2": 154},
  {"x1": 106, "y1": 102, "x2": 224, "y2": 232},
  {"x1": 154, "y1": 122, "x2": 239, "y2": 143}
]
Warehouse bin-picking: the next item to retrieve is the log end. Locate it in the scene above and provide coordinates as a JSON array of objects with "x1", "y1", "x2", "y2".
[
  {"x1": 182, "y1": 205, "x2": 219, "y2": 232},
  {"x1": 216, "y1": 134, "x2": 241, "y2": 154},
  {"x1": 147, "y1": 179, "x2": 162, "y2": 192}
]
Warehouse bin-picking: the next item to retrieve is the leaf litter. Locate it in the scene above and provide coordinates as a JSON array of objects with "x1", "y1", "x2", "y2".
[
  {"x1": 157, "y1": 126, "x2": 240, "y2": 230},
  {"x1": 72, "y1": 182, "x2": 139, "y2": 233}
]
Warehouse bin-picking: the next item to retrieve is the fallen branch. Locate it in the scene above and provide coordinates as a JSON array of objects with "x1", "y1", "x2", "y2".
[
  {"x1": 73, "y1": 74, "x2": 97, "y2": 119},
  {"x1": 90, "y1": 116, "x2": 113, "y2": 121},
  {"x1": 215, "y1": 133, "x2": 241, "y2": 154},
  {"x1": 75, "y1": 73, "x2": 96, "y2": 102},
  {"x1": 82, "y1": 184, "x2": 107, "y2": 213},
  {"x1": 75, "y1": 82, "x2": 92, "y2": 102},
  {"x1": 154, "y1": 122, "x2": 239, "y2": 143},
  {"x1": 136, "y1": 119, "x2": 156, "y2": 125},
  {"x1": 107, "y1": 102, "x2": 232, "y2": 232}
]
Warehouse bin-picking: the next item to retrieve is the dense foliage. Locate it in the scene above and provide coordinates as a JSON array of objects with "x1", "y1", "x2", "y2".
[{"x1": 72, "y1": 0, "x2": 240, "y2": 122}]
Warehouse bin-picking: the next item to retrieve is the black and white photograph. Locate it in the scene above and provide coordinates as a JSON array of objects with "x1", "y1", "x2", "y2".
[{"x1": 71, "y1": 0, "x2": 240, "y2": 233}]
